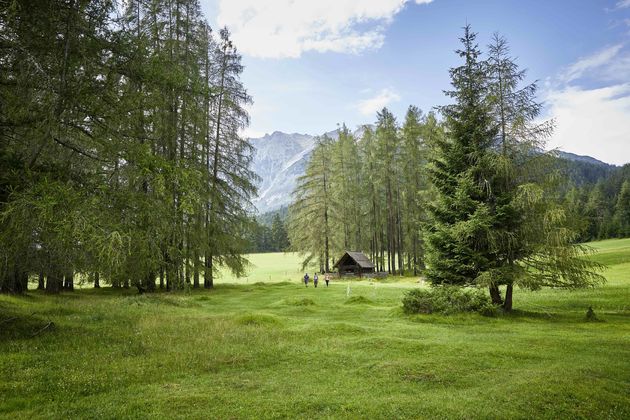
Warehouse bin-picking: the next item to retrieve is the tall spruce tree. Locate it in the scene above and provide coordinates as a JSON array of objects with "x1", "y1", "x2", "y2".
[
  {"x1": 270, "y1": 213, "x2": 289, "y2": 252},
  {"x1": 425, "y1": 27, "x2": 604, "y2": 310},
  {"x1": 425, "y1": 25, "x2": 499, "y2": 286}
]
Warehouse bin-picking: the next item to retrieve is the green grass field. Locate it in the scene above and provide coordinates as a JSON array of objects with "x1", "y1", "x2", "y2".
[
  {"x1": 1, "y1": 240, "x2": 630, "y2": 418},
  {"x1": 217, "y1": 252, "x2": 315, "y2": 284}
]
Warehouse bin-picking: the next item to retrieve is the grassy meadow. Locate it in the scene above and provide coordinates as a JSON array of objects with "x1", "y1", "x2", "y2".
[
  {"x1": 217, "y1": 252, "x2": 314, "y2": 284},
  {"x1": 1, "y1": 240, "x2": 630, "y2": 419}
]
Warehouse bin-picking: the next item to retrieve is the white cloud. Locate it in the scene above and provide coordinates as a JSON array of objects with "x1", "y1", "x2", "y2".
[
  {"x1": 241, "y1": 127, "x2": 266, "y2": 139},
  {"x1": 356, "y1": 88, "x2": 401, "y2": 116},
  {"x1": 559, "y1": 44, "x2": 624, "y2": 83},
  {"x1": 546, "y1": 84, "x2": 630, "y2": 165},
  {"x1": 616, "y1": 0, "x2": 630, "y2": 9},
  {"x1": 217, "y1": 0, "x2": 433, "y2": 59},
  {"x1": 544, "y1": 41, "x2": 630, "y2": 165}
]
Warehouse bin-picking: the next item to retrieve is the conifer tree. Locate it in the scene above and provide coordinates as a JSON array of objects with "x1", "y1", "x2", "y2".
[
  {"x1": 204, "y1": 27, "x2": 257, "y2": 287},
  {"x1": 425, "y1": 25, "x2": 499, "y2": 286},
  {"x1": 585, "y1": 182, "x2": 609, "y2": 240},
  {"x1": 425, "y1": 27, "x2": 604, "y2": 310},
  {"x1": 614, "y1": 180, "x2": 630, "y2": 237},
  {"x1": 0, "y1": 0, "x2": 257, "y2": 293},
  {"x1": 400, "y1": 106, "x2": 428, "y2": 275},
  {"x1": 330, "y1": 124, "x2": 362, "y2": 253},
  {"x1": 270, "y1": 213, "x2": 289, "y2": 251},
  {"x1": 288, "y1": 137, "x2": 334, "y2": 272},
  {"x1": 359, "y1": 126, "x2": 386, "y2": 271},
  {"x1": 375, "y1": 108, "x2": 402, "y2": 274}
]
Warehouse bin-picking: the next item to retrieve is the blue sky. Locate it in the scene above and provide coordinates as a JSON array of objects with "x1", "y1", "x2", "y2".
[{"x1": 200, "y1": 0, "x2": 630, "y2": 165}]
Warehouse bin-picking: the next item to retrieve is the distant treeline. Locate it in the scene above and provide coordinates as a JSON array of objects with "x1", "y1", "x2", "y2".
[
  {"x1": 564, "y1": 165, "x2": 630, "y2": 241},
  {"x1": 246, "y1": 209, "x2": 290, "y2": 253}
]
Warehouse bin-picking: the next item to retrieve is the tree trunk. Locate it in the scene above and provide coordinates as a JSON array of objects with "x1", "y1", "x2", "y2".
[
  {"x1": 145, "y1": 272, "x2": 156, "y2": 292},
  {"x1": 63, "y1": 271, "x2": 74, "y2": 291},
  {"x1": 159, "y1": 267, "x2": 164, "y2": 289},
  {"x1": 184, "y1": 258, "x2": 191, "y2": 286},
  {"x1": 46, "y1": 273, "x2": 62, "y2": 293},
  {"x1": 412, "y1": 238, "x2": 418, "y2": 276},
  {"x1": 20, "y1": 270, "x2": 28, "y2": 292},
  {"x1": 3, "y1": 266, "x2": 28, "y2": 294},
  {"x1": 94, "y1": 272, "x2": 100, "y2": 288},
  {"x1": 503, "y1": 283, "x2": 513, "y2": 311},
  {"x1": 204, "y1": 254, "x2": 213, "y2": 288},
  {"x1": 489, "y1": 284, "x2": 503, "y2": 305},
  {"x1": 193, "y1": 251, "x2": 200, "y2": 288},
  {"x1": 38, "y1": 271, "x2": 45, "y2": 290}
]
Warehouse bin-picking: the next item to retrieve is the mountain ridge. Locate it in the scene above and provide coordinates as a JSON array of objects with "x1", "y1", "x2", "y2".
[
  {"x1": 249, "y1": 126, "x2": 369, "y2": 213},
  {"x1": 249, "y1": 129, "x2": 615, "y2": 214}
]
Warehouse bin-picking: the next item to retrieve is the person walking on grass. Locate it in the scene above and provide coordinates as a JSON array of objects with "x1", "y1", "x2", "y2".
[
  {"x1": 303, "y1": 273, "x2": 309, "y2": 287},
  {"x1": 314, "y1": 273, "x2": 319, "y2": 288},
  {"x1": 325, "y1": 274, "x2": 330, "y2": 287}
]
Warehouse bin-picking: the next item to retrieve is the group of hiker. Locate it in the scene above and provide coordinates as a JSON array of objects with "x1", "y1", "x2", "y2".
[{"x1": 302, "y1": 273, "x2": 331, "y2": 287}]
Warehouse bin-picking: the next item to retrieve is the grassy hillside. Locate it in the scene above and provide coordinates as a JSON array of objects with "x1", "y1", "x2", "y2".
[{"x1": 1, "y1": 240, "x2": 629, "y2": 418}]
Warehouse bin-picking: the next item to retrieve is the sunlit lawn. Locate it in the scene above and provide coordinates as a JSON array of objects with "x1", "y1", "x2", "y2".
[{"x1": 217, "y1": 252, "x2": 312, "y2": 284}]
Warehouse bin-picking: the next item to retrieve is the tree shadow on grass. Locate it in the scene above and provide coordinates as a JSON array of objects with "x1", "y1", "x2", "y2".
[
  {"x1": 0, "y1": 309, "x2": 56, "y2": 341},
  {"x1": 400, "y1": 307, "x2": 599, "y2": 325},
  {"x1": 496, "y1": 308, "x2": 619, "y2": 324},
  {"x1": 502, "y1": 309, "x2": 559, "y2": 320}
]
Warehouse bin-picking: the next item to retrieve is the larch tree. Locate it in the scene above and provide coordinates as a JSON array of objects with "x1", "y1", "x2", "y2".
[
  {"x1": 330, "y1": 124, "x2": 362, "y2": 253},
  {"x1": 288, "y1": 136, "x2": 334, "y2": 272},
  {"x1": 204, "y1": 27, "x2": 257, "y2": 288},
  {"x1": 374, "y1": 108, "x2": 402, "y2": 275},
  {"x1": 0, "y1": 0, "x2": 257, "y2": 294},
  {"x1": 400, "y1": 106, "x2": 428, "y2": 275},
  {"x1": 359, "y1": 126, "x2": 386, "y2": 271}
]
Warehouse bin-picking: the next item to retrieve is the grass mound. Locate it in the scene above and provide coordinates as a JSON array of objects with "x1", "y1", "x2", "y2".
[
  {"x1": 327, "y1": 322, "x2": 366, "y2": 334},
  {"x1": 252, "y1": 281, "x2": 293, "y2": 287},
  {"x1": 286, "y1": 297, "x2": 316, "y2": 306},
  {"x1": 345, "y1": 295, "x2": 373, "y2": 305},
  {"x1": 235, "y1": 313, "x2": 283, "y2": 326}
]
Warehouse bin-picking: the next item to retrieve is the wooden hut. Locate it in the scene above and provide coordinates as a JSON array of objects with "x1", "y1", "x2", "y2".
[{"x1": 333, "y1": 251, "x2": 375, "y2": 276}]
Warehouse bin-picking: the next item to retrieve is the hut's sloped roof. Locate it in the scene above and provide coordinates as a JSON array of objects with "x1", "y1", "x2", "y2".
[{"x1": 333, "y1": 251, "x2": 375, "y2": 269}]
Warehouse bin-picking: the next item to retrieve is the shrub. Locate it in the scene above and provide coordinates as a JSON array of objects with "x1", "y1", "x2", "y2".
[{"x1": 402, "y1": 286, "x2": 493, "y2": 315}]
